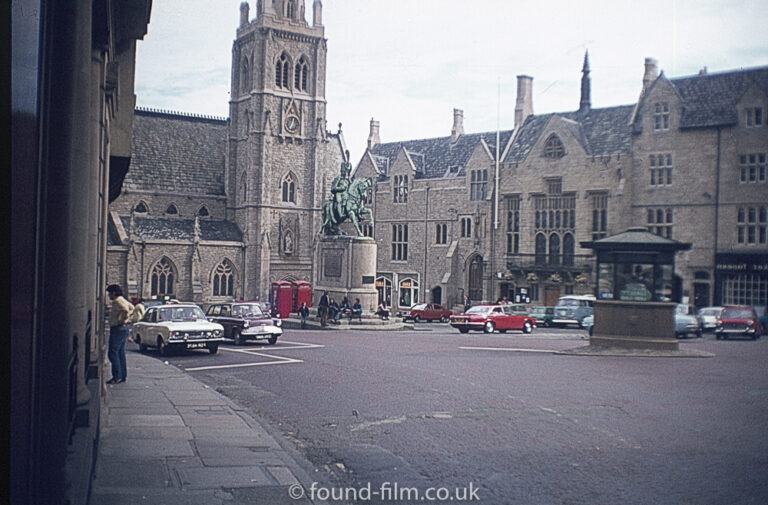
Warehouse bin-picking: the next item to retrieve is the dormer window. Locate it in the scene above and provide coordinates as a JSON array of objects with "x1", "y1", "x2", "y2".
[
  {"x1": 654, "y1": 102, "x2": 670, "y2": 130},
  {"x1": 746, "y1": 107, "x2": 764, "y2": 127},
  {"x1": 544, "y1": 134, "x2": 565, "y2": 159}
]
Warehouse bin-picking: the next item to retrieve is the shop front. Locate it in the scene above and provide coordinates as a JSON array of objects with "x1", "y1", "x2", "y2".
[{"x1": 714, "y1": 253, "x2": 768, "y2": 309}]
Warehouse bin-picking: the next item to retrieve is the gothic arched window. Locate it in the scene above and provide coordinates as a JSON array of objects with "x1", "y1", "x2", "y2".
[
  {"x1": 241, "y1": 57, "x2": 251, "y2": 94},
  {"x1": 549, "y1": 233, "x2": 561, "y2": 266},
  {"x1": 150, "y1": 258, "x2": 176, "y2": 298},
  {"x1": 282, "y1": 173, "x2": 296, "y2": 203},
  {"x1": 165, "y1": 204, "x2": 178, "y2": 215},
  {"x1": 134, "y1": 201, "x2": 148, "y2": 213},
  {"x1": 294, "y1": 56, "x2": 309, "y2": 91},
  {"x1": 197, "y1": 205, "x2": 209, "y2": 217},
  {"x1": 212, "y1": 260, "x2": 234, "y2": 297},
  {"x1": 276, "y1": 53, "x2": 289, "y2": 89},
  {"x1": 544, "y1": 134, "x2": 565, "y2": 159},
  {"x1": 535, "y1": 233, "x2": 547, "y2": 265},
  {"x1": 563, "y1": 233, "x2": 575, "y2": 266}
]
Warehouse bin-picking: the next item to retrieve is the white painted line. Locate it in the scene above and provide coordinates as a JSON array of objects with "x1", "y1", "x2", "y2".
[
  {"x1": 220, "y1": 340, "x2": 325, "y2": 352},
  {"x1": 184, "y1": 356, "x2": 303, "y2": 372},
  {"x1": 458, "y1": 346, "x2": 554, "y2": 353}
]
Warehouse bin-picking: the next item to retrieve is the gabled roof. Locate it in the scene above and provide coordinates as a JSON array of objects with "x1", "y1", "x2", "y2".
[
  {"x1": 125, "y1": 108, "x2": 228, "y2": 195},
  {"x1": 368, "y1": 130, "x2": 515, "y2": 180},
  {"x1": 115, "y1": 215, "x2": 242, "y2": 243},
  {"x1": 668, "y1": 67, "x2": 768, "y2": 128},
  {"x1": 505, "y1": 105, "x2": 635, "y2": 163}
]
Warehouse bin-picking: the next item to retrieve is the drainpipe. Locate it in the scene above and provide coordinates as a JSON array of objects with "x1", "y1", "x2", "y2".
[
  {"x1": 424, "y1": 185, "x2": 429, "y2": 301},
  {"x1": 713, "y1": 127, "x2": 721, "y2": 304}
]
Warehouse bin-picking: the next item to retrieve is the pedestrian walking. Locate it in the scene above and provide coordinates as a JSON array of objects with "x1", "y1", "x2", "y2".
[
  {"x1": 464, "y1": 295, "x2": 471, "y2": 313},
  {"x1": 298, "y1": 301, "x2": 310, "y2": 329},
  {"x1": 130, "y1": 298, "x2": 146, "y2": 323},
  {"x1": 318, "y1": 291, "x2": 329, "y2": 327},
  {"x1": 106, "y1": 284, "x2": 134, "y2": 384}
]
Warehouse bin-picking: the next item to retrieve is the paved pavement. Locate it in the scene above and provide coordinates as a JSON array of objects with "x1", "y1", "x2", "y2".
[{"x1": 89, "y1": 349, "x2": 327, "y2": 505}]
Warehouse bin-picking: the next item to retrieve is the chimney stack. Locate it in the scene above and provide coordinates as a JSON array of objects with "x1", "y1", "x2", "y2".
[
  {"x1": 642, "y1": 58, "x2": 659, "y2": 93},
  {"x1": 240, "y1": 2, "x2": 250, "y2": 27},
  {"x1": 515, "y1": 75, "x2": 533, "y2": 129},
  {"x1": 450, "y1": 109, "x2": 464, "y2": 143},
  {"x1": 367, "y1": 118, "x2": 380, "y2": 150}
]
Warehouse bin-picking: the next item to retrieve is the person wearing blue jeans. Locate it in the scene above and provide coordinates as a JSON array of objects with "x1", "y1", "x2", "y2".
[
  {"x1": 349, "y1": 298, "x2": 362, "y2": 322},
  {"x1": 298, "y1": 301, "x2": 310, "y2": 329},
  {"x1": 106, "y1": 284, "x2": 134, "y2": 384}
]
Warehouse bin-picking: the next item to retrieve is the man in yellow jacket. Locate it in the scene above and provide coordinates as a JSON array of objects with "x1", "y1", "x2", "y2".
[{"x1": 106, "y1": 285, "x2": 134, "y2": 384}]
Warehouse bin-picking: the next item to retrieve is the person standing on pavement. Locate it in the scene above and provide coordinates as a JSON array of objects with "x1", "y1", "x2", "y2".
[
  {"x1": 318, "y1": 291, "x2": 329, "y2": 327},
  {"x1": 298, "y1": 301, "x2": 310, "y2": 329},
  {"x1": 464, "y1": 295, "x2": 471, "y2": 313},
  {"x1": 130, "y1": 298, "x2": 146, "y2": 323},
  {"x1": 106, "y1": 284, "x2": 134, "y2": 384}
]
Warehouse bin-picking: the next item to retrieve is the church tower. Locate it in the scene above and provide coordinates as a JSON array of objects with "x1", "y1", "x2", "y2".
[{"x1": 229, "y1": 1, "x2": 344, "y2": 298}]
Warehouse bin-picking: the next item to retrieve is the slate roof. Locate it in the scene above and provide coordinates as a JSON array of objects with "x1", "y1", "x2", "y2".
[
  {"x1": 505, "y1": 105, "x2": 635, "y2": 163},
  {"x1": 369, "y1": 130, "x2": 515, "y2": 180},
  {"x1": 668, "y1": 66, "x2": 768, "y2": 128},
  {"x1": 116, "y1": 215, "x2": 242, "y2": 242},
  {"x1": 126, "y1": 108, "x2": 228, "y2": 195}
]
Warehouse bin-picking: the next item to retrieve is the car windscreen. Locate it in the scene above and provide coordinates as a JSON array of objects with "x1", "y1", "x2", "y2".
[
  {"x1": 411, "y1": 304, "x2": 427, "y2": 311},
  {"x1": 233, "y1": 304, "x2": 264, "y2": 317},
  {"x1": 158, "y1": 306, "x2": 206, "y2": 321},
  {"x1": 466, "y1": 306, "x2": 491, "y2": 314},
  {"x1": 722, "y1": 308, "x2": 753, "y2": 318},
  {"x1": 555, "y1": 299, "x2": 580, "y2": 307}
]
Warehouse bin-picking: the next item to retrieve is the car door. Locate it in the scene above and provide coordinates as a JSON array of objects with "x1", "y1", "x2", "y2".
[
  {"x1": 491, "y1": 306, "x2": 509, "y2": 330},
  {"x1": 425, "y1": 304, "x2": 438, "y2": 321}
]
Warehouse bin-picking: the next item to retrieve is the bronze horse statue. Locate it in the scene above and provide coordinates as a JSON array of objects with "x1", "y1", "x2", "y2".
[{"x1": 321, "y1": 177, "x2": 373, "y2": 236}]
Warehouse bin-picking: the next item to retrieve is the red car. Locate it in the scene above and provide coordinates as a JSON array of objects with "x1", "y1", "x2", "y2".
[
  {"x1": 403, "y1": 303, "x2": 453, "y2": 323},
  {"x1": 449, "y1": 304, "x2": 536, "y2": 334},
  {"x1": 715, "y1": 305, "x2": 763, "y2": 340}
]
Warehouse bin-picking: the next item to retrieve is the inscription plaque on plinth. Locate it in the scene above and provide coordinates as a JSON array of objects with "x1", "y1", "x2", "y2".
[{"x1": 314, "y1": 236, "x2": 378, "y2": 312}]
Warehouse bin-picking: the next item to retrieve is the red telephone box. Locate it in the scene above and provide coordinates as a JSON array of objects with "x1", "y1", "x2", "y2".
[
  {"x1": 292, "y1": 281, "x2": 312, "y2": 312},
  {"x1": 270, "y1": 280, "x2": 293, "y2": 318}
]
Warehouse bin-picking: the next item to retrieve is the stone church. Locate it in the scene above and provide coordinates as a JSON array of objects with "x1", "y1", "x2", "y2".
[
  {"x1": 108, "y1": 0, "x2": 346, "y2": 303},
  {"x1": 109, "y1": 0, "x2": 768, "y2": 313}
]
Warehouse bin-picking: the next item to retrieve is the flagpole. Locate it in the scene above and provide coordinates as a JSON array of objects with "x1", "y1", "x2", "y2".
[{"x1": 494, "y1": 77, "x2": 500, "y2": 230}]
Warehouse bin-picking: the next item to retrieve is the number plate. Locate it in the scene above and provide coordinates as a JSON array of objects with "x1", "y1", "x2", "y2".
[
  {"x1": 453, "y1": 317, "x2": 465, "y2": 323},
  {"x1": 187, "y1": 342, "x2": 207, "y2": 349}
]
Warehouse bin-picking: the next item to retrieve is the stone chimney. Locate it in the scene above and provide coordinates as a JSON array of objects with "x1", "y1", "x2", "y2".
[
  {"x1": 240, "y1": 1, "x2": 250, "y2": 28},
  {"x1": 367, "y1": 118, "x2": 380, "y2": 150},
  {"x1": 313, "y1": 0, "x2": 323, "y2": 26},
  {"x1": 450, "y1": 109, "x2": 464, "y2": 143},
  {"x1": 515, "y1": 75, "x2": 533, "y2": 129},
  {"x1": 699, "y1": 66, "x2": 708, "y2": 76},
  {"x1": 642, "y1": 57, "x2": 659, "y2": 93}
]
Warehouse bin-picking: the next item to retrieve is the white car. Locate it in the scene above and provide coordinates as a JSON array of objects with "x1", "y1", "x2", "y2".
[
  {"x1": 697, "y1": 306, "x2": 724, "y2": 332},
  {"x1": 132, "y1": 303, "x2": 225, "y2": 355}
]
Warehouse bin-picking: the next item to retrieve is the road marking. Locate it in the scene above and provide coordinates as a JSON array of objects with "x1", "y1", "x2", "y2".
[
  {"x1": 220, "y1": 340, "x2": 325, "y2": 352},
  {"x1": 184, "y1": 353, "x2": 302, "y2": 371},
  {"x1": 458, "y1": 346, "x2": 554, "y2": 353}
]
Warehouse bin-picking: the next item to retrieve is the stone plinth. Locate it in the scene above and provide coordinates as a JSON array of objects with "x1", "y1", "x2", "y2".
[
  {"x1": 591, "y1": 300, "x2": 679, "y2": 351},
  {"x1": 314, "y1": 235, "x2": 378, "y2": 312}
]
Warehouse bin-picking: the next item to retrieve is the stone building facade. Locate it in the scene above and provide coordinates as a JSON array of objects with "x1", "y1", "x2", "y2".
[
  {"x1": 355, "y1": 54, "x2": 768, "y2": 312},
  {"x1": 108, "y1": 1, "x2": 346, "y2": 305}
]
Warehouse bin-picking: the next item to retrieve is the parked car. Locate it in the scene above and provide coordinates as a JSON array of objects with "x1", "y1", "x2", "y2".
[
  {"x1": 206, "y1": 301, "x2": 282, "y2": 345},
  {"x1": 697, "y1": 306, "x2": 724, "y2": 332},
  {"x1": 581, "y1": 314, "x2": 594, "y2": 336},
  {"x1": 402, "y1": 303, "x2": 452, "y2": 323},
  {"x1": 674, "y1": 304, "x2": 702, "y2": 339},
  {"x1": 552, "y1": 294, "x2": 595, "y2": 328},
  {"x1": 715, "y1": 305, "x2": 764, "y2": 340},
  {"x1": 449, "y1": 304, "x2": 536, "y2": 334},
  {"x1": 131, "y1": 303, "x2": 224, "y2": 355},
  {"x1": 528, "y1": 306, "x2": 555, "y2": 327}
]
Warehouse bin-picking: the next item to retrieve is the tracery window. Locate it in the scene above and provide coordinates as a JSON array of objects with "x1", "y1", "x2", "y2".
[
  {"x1": 212, "y1": 260, "x2": 234, "y2": 297},
  {"x1": 276, "y1": 53, "x2": 289, "y2": 89},
  {"x1": 294, "y1": 56, "x2": 309, "y2": 91},
  {"x1": 282, "y1": 173, "x2": 296, "y2": 203},
  {"x1": 544, "y1": 134, "x2": 565, "y2": 158},
  {"x1": 150, "y1": 258, "x2": 175, "y2": 298}
]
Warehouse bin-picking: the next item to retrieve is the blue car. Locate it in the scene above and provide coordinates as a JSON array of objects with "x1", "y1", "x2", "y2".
[{"x1": 674, "y1": 304, "x2": 702, "y2": 339}]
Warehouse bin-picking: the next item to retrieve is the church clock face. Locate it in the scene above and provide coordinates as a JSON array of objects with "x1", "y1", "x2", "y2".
[{"x1": 285, "y1": 115, "x2": 299, "y2": 134}]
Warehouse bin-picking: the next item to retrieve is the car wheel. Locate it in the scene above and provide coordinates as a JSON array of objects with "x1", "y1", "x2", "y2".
[
  {"x1": 523, "y1": 321, "x2": 533, "y2": 334},
  {"x1": 440, "y1": 315, "x2": 449, "y2": 323},
  {"x1": 208, "y1": 344, "x2": 219, "y2": 354},
  {"x1": 233, "y1": 328, "x2": 244, "y2": 346},
  {"x1": 135, "y1": 335, "x2": 148, "y2": 352},
  {"x1": 458, "y1": 328, "x2": 469, "y2": 334},
  {"x1": 483, "y1": 321, "x2": 495, "y2": 334},
  {"x1": 268, "y1": 336, "x2": 278, "y2": 345},
  {"x1": 413, "y1": 315, "x2": 421, "y2": 323},
  {"x1": 158, "y1": 336, "x2": 169, "y2": 356}
]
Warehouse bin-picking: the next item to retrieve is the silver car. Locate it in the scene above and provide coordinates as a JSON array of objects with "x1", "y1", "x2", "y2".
[{"x1": 697, "y1": 306, "x2": 724, "y2": 332}]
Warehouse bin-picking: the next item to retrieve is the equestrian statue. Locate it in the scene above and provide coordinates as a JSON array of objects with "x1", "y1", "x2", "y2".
[{"x1": 321, "y1": 152, "x2": 374, "y2": 237}]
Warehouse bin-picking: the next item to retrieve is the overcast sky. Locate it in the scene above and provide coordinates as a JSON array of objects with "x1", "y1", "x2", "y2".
[{"x1": 135, "y1": 0, "x2": 768, "y2": 161}]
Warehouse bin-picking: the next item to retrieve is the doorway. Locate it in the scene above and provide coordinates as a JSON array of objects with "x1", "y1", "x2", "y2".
[
  {"x1": 431, "y1": 286, "x2": 442, "y2": 304},
  {"x1": 545, "y1": 285, "x2": 561, "y2": 306}
]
